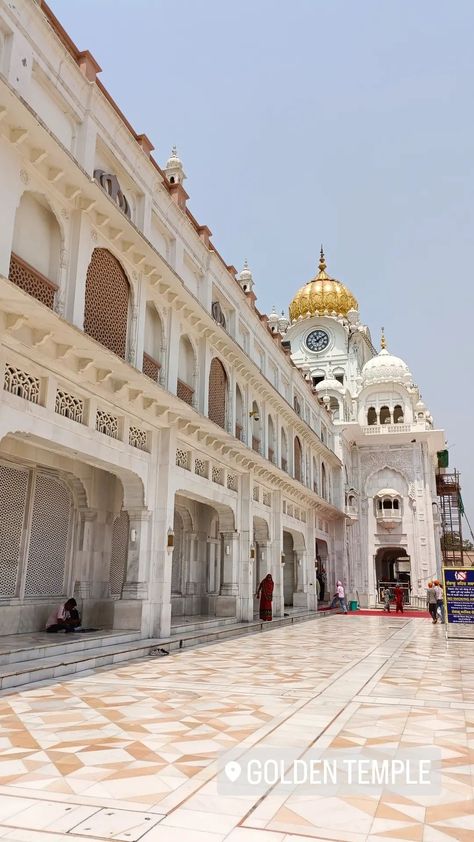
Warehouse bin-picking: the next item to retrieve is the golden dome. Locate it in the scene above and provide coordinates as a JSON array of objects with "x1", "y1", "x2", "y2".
[{"x1": 289, "y1": 248, "x2": 358, "y2": 321}]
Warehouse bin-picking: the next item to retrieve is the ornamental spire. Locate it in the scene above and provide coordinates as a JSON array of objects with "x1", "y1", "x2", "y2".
[
  {"x1": 381, "y1": 326, "x2": 387, "y2": 350},
  {"x1": 319, "y1": 245, "x2": 327, "y2": 273}
]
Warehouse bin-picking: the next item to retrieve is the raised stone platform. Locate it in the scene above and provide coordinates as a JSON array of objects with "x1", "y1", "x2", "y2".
[{"x1": 0, "y1": 608, "x2": 338, "y2": 693}]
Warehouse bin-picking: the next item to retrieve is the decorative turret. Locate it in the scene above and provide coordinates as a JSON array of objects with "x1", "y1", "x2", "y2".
[
  {"x1": 277, "y1": 310, "x2": 289, "y2": 334},
  {"x1": 164, "y1": 146, "x2": 186, "y2": 185},
  {"x1": 238, "y1": 259, "x2": 254, "y2": 293},
  {"x1": 267, "y1": 306, "x2": 280, "y2": 333}
]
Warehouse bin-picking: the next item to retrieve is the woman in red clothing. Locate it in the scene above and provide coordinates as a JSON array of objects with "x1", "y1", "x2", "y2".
[
  {"x1": 394, "y1": 584, "x2": 404, "y2": 614},
  {"x1": 257, "y1": 574, "x2": 274, "y2": 621}
]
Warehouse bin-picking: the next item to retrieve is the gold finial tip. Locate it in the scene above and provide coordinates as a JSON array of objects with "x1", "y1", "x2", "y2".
[
  {"x1": 381, "y1": 327, "x2": 387, "y2": 350},
  {"x1": 318, "y1": 245, "x2": 326, "y2": 273}
]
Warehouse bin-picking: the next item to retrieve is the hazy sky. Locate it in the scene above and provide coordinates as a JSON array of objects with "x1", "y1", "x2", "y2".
[{"x1": 50, "y1": 0, "x2": 474, "y2": 528}]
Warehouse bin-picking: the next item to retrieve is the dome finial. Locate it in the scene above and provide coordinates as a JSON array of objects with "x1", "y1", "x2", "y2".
[
  {"x1": 381, "y1": 326, "x2": 387, "y2": 350},
  {"x1": 319, "y1": 245, "x2": 326, "y2": 273}
]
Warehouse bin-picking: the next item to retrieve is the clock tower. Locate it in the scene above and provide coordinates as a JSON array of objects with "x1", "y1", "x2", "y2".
[{"x1": 283, "y1": 248, "x2": 374, "y2": 420}]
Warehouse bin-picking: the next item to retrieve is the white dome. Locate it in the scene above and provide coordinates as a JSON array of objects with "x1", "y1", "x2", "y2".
[
  {"x1": 361, "y1": 349, "x2": 412, "y2": 388},
  {"x1": 165, "y1": 146, "x2": 182, "y2": 170},
  {"x1": 316, "y1": 377, "x2": 344, "y2": 394}
]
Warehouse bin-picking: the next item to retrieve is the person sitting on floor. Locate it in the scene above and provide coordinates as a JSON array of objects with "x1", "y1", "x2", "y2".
[{"x1": 46, "y1": 598, "x2": 81, "y2": 633}]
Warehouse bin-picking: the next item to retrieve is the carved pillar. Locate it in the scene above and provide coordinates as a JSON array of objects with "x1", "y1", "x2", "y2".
[
  {"x1": 73, "y1": 508, "x2": 97, "y2": 599},
  {"x1": 121, "y1": 507, "x2": 152, "y2": 599},
  {"x1": 146, "y1": 427, "x2": 177, "y2": 637}
]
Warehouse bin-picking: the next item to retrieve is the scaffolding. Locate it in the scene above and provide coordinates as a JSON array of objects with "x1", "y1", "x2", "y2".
[{"x1": 436, "y1": 470, "x2": 464, "y2": 567}]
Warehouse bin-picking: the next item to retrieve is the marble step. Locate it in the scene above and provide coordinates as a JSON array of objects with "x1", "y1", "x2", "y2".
[
  {"x1": 170, "y1": 615, "x2": 239, "y2": 635},
  {"x1": 0, "y1": 610, "x2": 333, "y2": 692},
  {"x1": 0, "y1": 630, "x2": 142, "y2": 666}
]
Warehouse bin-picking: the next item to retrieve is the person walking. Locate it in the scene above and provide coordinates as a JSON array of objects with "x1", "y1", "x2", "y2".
[
  {"x1": 336, "y1": 580, "x2": 348, "y2": 614},
  {"x1": 433, "y1": 580, "x2": 445, "y2": 624},
  {"x1": 257, "y1": 574, "x2": 274, "y2": 621},
  {"x1": 426, "y1": 582, "x2": 438, "y2": 623},
  {"x1": 382, "y1": 586, "x2": 391, "y2": 612},
  {"x1": 394, "y1": 584, "x2": 404, "y2": 614}
]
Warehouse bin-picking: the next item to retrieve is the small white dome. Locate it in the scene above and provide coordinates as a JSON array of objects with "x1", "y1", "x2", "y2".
[
  {"x1": 267, "y1": 307, "x2": 279, "y2": 330},
  {"x1": 164, "y1": 146, "x2": 186, "y2": 183},
  {"x1": 239, "y1": 259, "x2": 253, "y2": 286},
  {"x1": 361, "y1": 348, "x2": 412, "y2": 388},
  {"x1": 316, "y1": 377, "x2": 344, "y2": 395},
  {"x1": 415, "y1": 399, "x2": 426, "y2": 411},
  {"x1": 277, "y1": 311, "x2": 289, "y2": 333},
  {"x1": 165, "y1": 146, "x2": 182, "y2": 170}
]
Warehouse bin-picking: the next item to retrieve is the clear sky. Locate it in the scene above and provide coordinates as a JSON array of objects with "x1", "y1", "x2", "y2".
[{"x1": 50, "y1": 0, "x2": 474, "y2": 529}]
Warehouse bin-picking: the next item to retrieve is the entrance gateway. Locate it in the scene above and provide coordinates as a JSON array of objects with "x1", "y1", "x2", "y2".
[{"x1": 375, "y1": 546, "x2": 411, "y2": 605}]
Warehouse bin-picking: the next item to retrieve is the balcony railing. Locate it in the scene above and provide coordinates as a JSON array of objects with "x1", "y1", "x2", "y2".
[
  {"x1": 235, "y1": 423, "x2": 244, "y2": 442},
  {"x1": 8, "y1": 252, "x2": 57, "y2": 309},
  {"x1": 345, "y1": 505, "x2": 358, "y2": 518},
  {"x1": 363, "y1": 423, "x2": 413, "y2": 435},
  {"x1": 142, "y1": 352, "x2": 161, "y2": 383},
  {"x1": 177, "y1": 379, "x2": 194, "y2": 406}
]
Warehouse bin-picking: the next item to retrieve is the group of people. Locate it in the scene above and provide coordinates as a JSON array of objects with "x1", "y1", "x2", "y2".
[
  {"x1": 382, "y1": 584, "x2": 405, "y2": 613},
  {"x1": 426, "y1": 580, "x2": 445, "y2": 624}
]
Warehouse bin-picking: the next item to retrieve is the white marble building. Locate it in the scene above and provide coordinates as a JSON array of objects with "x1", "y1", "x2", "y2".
[
  {"x1": 0, "y1": 0, "x2": 444, "y2": 637},
  {"x1": 285, "y1": 250, "x2": 445, "y2": 608}
]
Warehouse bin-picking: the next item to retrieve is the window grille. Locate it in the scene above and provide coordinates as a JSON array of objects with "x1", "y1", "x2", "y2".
[
  {"x1": 227, "y1": 473, "x2": 237, "y2": 492},
  {"x1": 194, "y1": 458, "x2": 208, "y2": 478},
  {"x1": 176, "y1": 448, "x2": 190, "y2": 470},
  {"x1": 24, "y1": 474, "x2": 71, "y2": 596},
  {"x1": 8, "y1": 252, "x2": 57, "y2": 309},
  {"x1": 55, "y1": 389, "x2": 84, "y2": 423},
  {"x1": 110, "y1": 511, "x2": 129, "y2": 595},
  {"x1": 262, "y1": 491, "x2": 271, "y2": 507},
  {"x1": 253, "y1": 485, "x2": 260, "y2": 502},
  {"x1": 129, "y1": 426, "x2": 148, "y2": 451},
  {"x1": 0, "y1": 463, "x2": 28, "y2": 596},
  {"x1": 96, "y1": 409, "x2": 119, "y2": 439},
  {"x1": 4, "y1": 364, "x2": 40, "y2": 404},
  {"x1": 212, "y1": 465, "x2": 224, "y2": 485}
]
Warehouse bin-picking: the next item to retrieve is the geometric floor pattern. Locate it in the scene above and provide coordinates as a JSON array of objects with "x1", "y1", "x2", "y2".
[{"x1": 0, "y1": 615, "x2": 473, "y2": 841}]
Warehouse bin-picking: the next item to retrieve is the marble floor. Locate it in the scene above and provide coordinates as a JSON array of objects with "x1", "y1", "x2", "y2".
[{"x1": 0, "y1": 615, "x2": 472, "y2": 842}]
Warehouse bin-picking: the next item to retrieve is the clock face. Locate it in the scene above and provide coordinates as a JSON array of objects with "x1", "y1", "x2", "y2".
[{"x1": 306, "y1": 329, "x2": 329, "y2": 352}]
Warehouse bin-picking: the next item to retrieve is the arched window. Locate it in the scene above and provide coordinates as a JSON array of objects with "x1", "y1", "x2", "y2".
[
  {"x1": 394, "y1": 405, "x2": 404, "y2": 423},
  {"x1": 268, "y1": 416, "x2": 275, "y2": 463},
  {"x1": 313, "y1": 457, "x2": 318, "y2": 493},
  {"x1": 84, "y1": 248, "x2": 130, "y2": 358},
  {"x1": 143, "y1": 302, "x2": 162, "y2": 382},
  {"x1": 281, "y1": 428, "x2": 288, "y2": 472},
  {"x1": 251, "y1": 401, "x2": 261, "y2": 453},
  {"x1": 380, "y1": 406, "x2": 391, "y2": 425},
  {"x1": 208, "y1": 358, "x2": 227, "y2": 429},
  {"x1": 235, "y1": 384, "x2": 244, "y2": 441},
  {"x1": 294, "y1": 436, "x2": 303, "y2": 482},
  {"x1": 177, "y1": 335, "x2": 195, "y2": 405},
  {"x1": 321, "y1": 462, "x2": 327, "y2": 499},
  {"x1": 367, "y1": 407, "x2": 377, "y2": 426},
  {"x1": 383, "y1": 499, "x2": 393, "y2": 509},
  {"x1": 9, "y1": 192, "x2": 61, "y2": 309}
]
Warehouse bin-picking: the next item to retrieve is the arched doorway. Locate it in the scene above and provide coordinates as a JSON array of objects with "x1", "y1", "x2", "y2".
[
  {"x1": 283, "y1": 531, "x2": 295, "y2": 606},
  {"x1": 375, "y1": 547, "x2": 411, "y2": 604},
  {"x1": 171, "y1": 494, "x2": 236, "y2": 623},
  {"x1": 253, "y1": 516, "x2": 270, "y2": 613}
]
